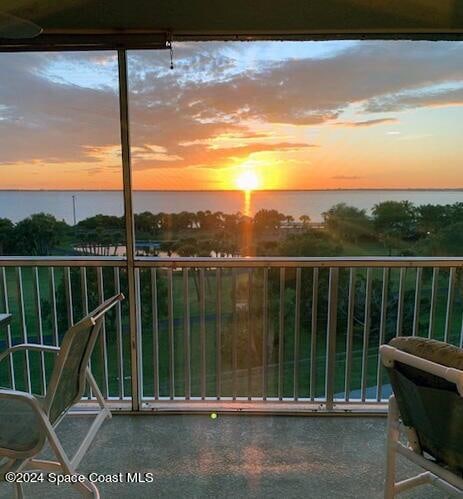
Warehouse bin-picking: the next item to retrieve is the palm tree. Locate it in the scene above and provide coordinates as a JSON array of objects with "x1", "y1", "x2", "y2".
[{"x1": 299, "y1": 214, "x2": 311, "y2": 227}]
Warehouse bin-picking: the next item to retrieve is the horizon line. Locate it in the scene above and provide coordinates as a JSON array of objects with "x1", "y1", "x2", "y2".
[{"x1": 1, "y1": 188, "x2": 462, "y2": 193}]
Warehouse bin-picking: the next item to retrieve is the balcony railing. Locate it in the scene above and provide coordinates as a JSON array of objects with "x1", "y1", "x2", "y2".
[{"x1": 0, "y1": 256, "x2": 462, "y2": 413}]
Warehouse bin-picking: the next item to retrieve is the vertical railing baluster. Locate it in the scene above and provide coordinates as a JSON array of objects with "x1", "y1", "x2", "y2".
[
  {"x1": 0, "y1": 267, "x2": 14, "y2": 389},
  {"x1": 199, "y1": 268, "x2": 206, "y2": 400},
  {"x1": 309, "y1": 268, "x2": 319, "y2": 401},
  {"x1": 344, "y1": 268, "x2": 356, "y2": 402},
  {"x1": 64, "y1": 266, "x2": 74, "y2": 328},
  {"x1": 48, "y1": 267, "x2": 59, "y2": 346},
  {"x1": 444, "y1": 267, "x2": 456, "y2": 343},
  {"x1": 183, "y1": 268, "x2": 191, "y2": 400},
  {"x1": 151, "y1": 268, "x2": 159, "y2": 400},
  {"x1": 97, "y1": 267, "x2": 109, "y2": 398},
  {"x1": 80, "y1": 268, "x2": 89, "y2": 317},
  {"x1": 134, "y1": 268, "x2": 144, "y2": 400},
  {"x1": 293, "y1": 268, "x2": 301, "y2": 401},
  {"x1": 114, "y1": 267, "x2": 124, "y2": 400},
  {"x1": 361, "y1": 268, "x2": 372, "y2": 402},
  {"x1": 16, "y1": 268, "x2": 31, "y2": 393},
  {"x1": 215, "y1": 267, "x2": 222, "y2": 400},
  {"x1": 325, "y1": 268, "x2": 339, "y2": 410},
  {"x1": 396, "y1": 268, "x2": 406, "y2": 337},
  {"x1": 460, "y1": 313, "x2": 463, "y2": 349},
  {"x1": 412, "y1": 268, "x2": 423, "y2": 337},
  {"x1": 32, "y1": 267, "x2": 46, "y2": 395},
  {"x1": 232, "y1": 268, "x2": 237, "y2": 400},
  {"x1": 376, "y1": 268, "x2": 390, "y2": 402},
  {"x1": 428, "y1": 267, "x2": 439, "y2": 338},
  {"x1": 278, "y1": 268, "x2": 285, "y2": 400},
  {"x1": 167, "y1": 268, "x2": 175, "y2": 399},
  {"x1": 262, "y1": 267, "x2": 268, "y2": 400},
  {"x1": 80, "y1": 267, "x2": 93, "y2": 399},
  {"x1": 247, "y1": 270, "x2": 253, "y2": 400}
]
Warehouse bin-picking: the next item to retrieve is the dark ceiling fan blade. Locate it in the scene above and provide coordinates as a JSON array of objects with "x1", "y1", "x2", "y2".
[{"x1": 0, "y1": 12, "x2": 43, "y2": 39}]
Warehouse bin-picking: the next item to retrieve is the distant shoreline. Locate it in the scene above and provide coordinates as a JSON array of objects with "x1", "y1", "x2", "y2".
[
  {"x1": 1, "y1": 188, "x2": 462, "y2": 193},
  {"x1": 1, "y1": 188, "x2": 461, "y2": 224}
]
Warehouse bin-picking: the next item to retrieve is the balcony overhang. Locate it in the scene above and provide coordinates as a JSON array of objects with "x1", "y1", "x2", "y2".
[{"x1": 1, "y1": 0, "x2": 463, "y2": 51}]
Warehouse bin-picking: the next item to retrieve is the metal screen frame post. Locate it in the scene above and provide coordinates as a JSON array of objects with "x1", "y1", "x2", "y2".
[{"x1": 118, "y1": 48, "x2": 141, "y2": 411}]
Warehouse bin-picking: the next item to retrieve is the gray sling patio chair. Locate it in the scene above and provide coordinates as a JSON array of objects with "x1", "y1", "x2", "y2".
[
  {"x1": 380, "y1": 337, "x2": 463, "y2": 498},
  {"x1": 0, "y1": 293, "x2": 124, "y2": 498}
]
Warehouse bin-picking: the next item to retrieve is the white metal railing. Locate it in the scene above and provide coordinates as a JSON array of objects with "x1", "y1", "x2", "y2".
[{"x1": 0, "y1": 256, "x2": 462, "y2": 413}]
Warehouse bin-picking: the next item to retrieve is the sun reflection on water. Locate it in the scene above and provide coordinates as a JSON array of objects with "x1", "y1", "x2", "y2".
[{"x1": 243, "y1": 189, "x2": 252, "y2": 217}]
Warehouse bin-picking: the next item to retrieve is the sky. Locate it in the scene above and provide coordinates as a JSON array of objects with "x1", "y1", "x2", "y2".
[{"x1": 0, "y1": 41, "x2": 463, "y2": 190}]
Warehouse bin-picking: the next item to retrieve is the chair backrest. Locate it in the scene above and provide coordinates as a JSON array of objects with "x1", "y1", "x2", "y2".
[
  {"x1": 44, "y1": 293, "x2": 124, "y2": 424},
  {"x1": 381, "y1": 337, "x2": 463, "y2": 472}
]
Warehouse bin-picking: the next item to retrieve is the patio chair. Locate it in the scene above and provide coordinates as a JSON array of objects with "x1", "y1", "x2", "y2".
[
  {"x1": 380, "y1": 337, "x2": 463, "y2": 498},
  {"x1": 0, "y1": 293, "x2": 124, "y2": 498}
]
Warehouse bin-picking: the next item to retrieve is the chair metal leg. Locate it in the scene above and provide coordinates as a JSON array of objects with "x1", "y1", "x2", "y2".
[
  {"x1": 13, "y1": 482, "x2": 24, "y2": 499},
  {"x1": 71, "y1": 478, "x2": 100, "y2": 498},
  {"x1": 385, "y1": 396, "x2": 399, "y2": 499},
  {"x1": 69, "y1": 369, "x2": 112, "y2": 470},
  {"x1": 43, "y1": 416, "x2": 100, "y2": 498},
  {"x1": 13, "y1": 483, "x2": 24, "y2": 499}
]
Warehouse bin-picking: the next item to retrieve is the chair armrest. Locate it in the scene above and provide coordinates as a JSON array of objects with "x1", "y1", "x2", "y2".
[
  {"x1": 0, "y1": 387, "x2": 43, "y2": 407},
  {"x1": 0, "y1": 344, "x2": 60, "y2": 363},
  {"x1": 0, "y1": 388, "x2": 49, "y2": 459},
  {"x1": 380, "y1": 344, "x2": 463, "y2": 396},
  {"x1": 0, "y1": 388, "x2": 47, "y2": 433}
]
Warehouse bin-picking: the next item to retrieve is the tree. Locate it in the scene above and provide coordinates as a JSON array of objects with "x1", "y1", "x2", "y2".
[
  {"x1": 416, "y1": 204, "x2": 450, "y2": 237},
  {"x1": 253, "y1": 209, "x2": 286, "y2": 233},
  {"x1": 299, "y1": 215, "x2": 311, "y2": 227},
  {"x1": 135, "y1": 211, "x2": 161, "y2": 237},
  {"x1": 175, "y1": 238, "x2": 198, "y2": 257},
  {"x1": 74, "y1": 215, "x2": 124, "y2": 256},
  {"x1": 372, "y1": 201, "x2": 418, "y2": 254},
  {"x1": 195, "y1": 210, "x2": 223, "y2": 231},
  {"x1": 13, "y1": 213, "x2": 68, "y2": 255},
  {"x1": 429, "y1": 222, "x2": 463, "y2": 256},
  {"x1": 176, "y1": 211, "x2": 197, "y2": 230},
  {"x1": 277, "y1": 230, "x2": 343, "y2": 257},
  {"x1": 284, "y1": 215, "x2": 294, "y2": 225},
  {"x1": 160, "y1": 241, "x2": 176, "y2": 257},
  {"x1": 0, "y1": 218, "x2": 14, "y2": 255},
  {"x1": 322, "y1": 203, "x2": 372, "y2": 243},
  {"x1": 449, "y1": 203, "x2": 463, "y2": 224}
]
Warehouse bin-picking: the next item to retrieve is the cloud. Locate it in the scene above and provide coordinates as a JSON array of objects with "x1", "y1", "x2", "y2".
[
  {"x1": 133, "y1": 141, "x2": 316, "y2": 170},
  {"x1": 334, "y1": 118, "x2": 398, "y2": 127},
  {"x1": 126, "y1": 41, "x2": 463, "y2": 171},
  {"x1": 0, "y1": 53, "x2": 120, "y2": 165},
  {"x1": 365, "y1": 85, "x2": 463, "y2": 113},
  {"x1": 1, "y1": 41, "x2": 463, "y2": 175},
  {"x1": 131, "y1": 145, "x2": 183, "y2": 162}
]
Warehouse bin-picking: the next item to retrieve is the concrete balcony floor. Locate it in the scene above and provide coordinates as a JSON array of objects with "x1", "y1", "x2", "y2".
[{"x1": 0, "y1": 415, "x2": 442, "y2": 498}]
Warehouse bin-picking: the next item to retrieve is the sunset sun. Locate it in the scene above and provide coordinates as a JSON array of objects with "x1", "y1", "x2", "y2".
[{"x1": 235, "y1": 170, "x2": 260, "y2": 191}]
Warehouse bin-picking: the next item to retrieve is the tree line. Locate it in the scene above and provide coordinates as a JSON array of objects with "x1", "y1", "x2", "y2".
[{"x1": 0, "y1": 200, "x2": 462, "y2": 256}]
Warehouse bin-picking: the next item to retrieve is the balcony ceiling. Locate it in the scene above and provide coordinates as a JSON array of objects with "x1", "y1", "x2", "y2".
[{"x1": 1, "y1": 0, "x2": 463, "y2": 50}]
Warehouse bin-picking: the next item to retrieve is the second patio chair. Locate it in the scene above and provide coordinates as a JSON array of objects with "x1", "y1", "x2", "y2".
[{"x1": 380, "y1": 337, "x2": 463, "y2": 498}]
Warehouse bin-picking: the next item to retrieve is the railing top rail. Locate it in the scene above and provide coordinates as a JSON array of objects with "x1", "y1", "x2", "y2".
[
  {"x1": 134, "y1": 256, "x2": 463, "y2": 268},
  {"x1": 0, "y1": 256, "x2": 462, "y2": 268},
  {"x1": 0, "y1": 256, "x2": 126, "y2": 267}
]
